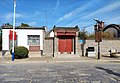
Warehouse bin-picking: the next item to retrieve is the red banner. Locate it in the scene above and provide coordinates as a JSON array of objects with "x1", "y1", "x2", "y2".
[{"x1": 9, "y1": 30, "x2": 17, "y2": 40}]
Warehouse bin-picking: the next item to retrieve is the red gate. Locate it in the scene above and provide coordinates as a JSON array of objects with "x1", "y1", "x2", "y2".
[{"x1": 58, "y1": 37, "x2": 73, "y2": 54}]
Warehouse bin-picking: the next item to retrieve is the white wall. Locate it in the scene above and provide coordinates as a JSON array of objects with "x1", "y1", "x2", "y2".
[
  {"x1": 50, "y1": 31, "x2": 54, "y2": 37},
  {"x1": 2, "y1": 29, "x2": 44, "y2": 50},
  {"x1": 2, "y1": 29, "x2": 10, "y2": 50}
]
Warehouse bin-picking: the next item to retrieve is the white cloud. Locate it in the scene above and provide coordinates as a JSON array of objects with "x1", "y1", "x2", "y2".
[
  {"x1": 5, "y1": 13, "x2": 13, "y2": 21},
  {"x1": 57, "y1": 13, "x2": 73, "y2": 22},
  {"x1": 5, "y1": 13, "x2": 22, "y2": 21},
  {"x1": 27, "y1": 22, "x2": 37, "y2": 26},
  {"x1": 55, "y1": 0, "x2": 60, "y2": 10},
  {"x1": 66, "y1": 0, "x2": 120, "y2": 27},
  {"x1": 53, "y1": 0, "x2": 60, "y2": 14},
  {"x1": 105, "y1": 16, "x2": 120, "y2": 24},
  {"x1": 33, "y1": 11, "x2": 41, "y2": 16},
  {"x1": 111, "y1": 16, "x2": 120, "y2": 21},
  {"x1": 56, "y1": 0, "x2": 94, "y2": 23},
  {"x1": 81, "y1": 1, "x2": 120, "y2": 19},
  {"x1": 16, "y1": 13, "x2": 22, "y2": 18}
]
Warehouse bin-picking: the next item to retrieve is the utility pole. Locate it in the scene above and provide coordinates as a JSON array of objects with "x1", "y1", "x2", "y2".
[{"x1": 12, "y1": 0, "x2": 16, "y2": 61}]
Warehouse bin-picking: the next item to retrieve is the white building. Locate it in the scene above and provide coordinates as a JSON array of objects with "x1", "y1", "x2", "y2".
[{"x1": 2, "y1": 27, "x2": 45, "y2": 55}]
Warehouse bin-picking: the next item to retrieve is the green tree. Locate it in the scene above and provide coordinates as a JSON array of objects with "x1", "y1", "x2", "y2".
[
  {"x1": 4, "y1": 23, "x2": 13, "y2": 28},
  {"x1": 102, "y1": 32, "x2": 113, "y2": 39},
  {"x1": 88, "y1": 33, "x2": 95, "y2": 39},
  {"x1": 87, "y1": 32, "x2": 114, "y2": 39},
  {"x1": 78, "y1": 31, "x2": 88, "y2": 39},
  {"x1": 20, "y1": 23, "x2": 29, "y2": 27}
]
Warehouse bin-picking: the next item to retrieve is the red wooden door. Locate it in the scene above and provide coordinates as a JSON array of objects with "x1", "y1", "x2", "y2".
[
  {"x1": 59, "y1": 38, "x2": 65, "y2": 53},
  {"x1": 66, "y1": 38, "x2": 73, "y2": 53},
  {"x1": 58, "y1": 37, "x2": 73, "y2": 53}
]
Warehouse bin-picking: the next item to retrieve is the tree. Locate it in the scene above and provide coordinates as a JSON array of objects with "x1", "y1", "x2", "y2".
[
  {"x1": 88, "y1": 33, "x2": 95, "y2": 39},
  {"x1": 78, "y1": 31, "x2": 88, "y2": 39},
  {"x1": 102, "y1": 32, "x2": 113, "y2": 39},
  {"x1": 87, "y1": 32, "x2": 114, "y2": 39},
  {"x1": 2, "y1": 23, "x2": 13, "y2": 28},
  {"x1": 20, "y1": 23, "x2": 29, "y2": 27}
]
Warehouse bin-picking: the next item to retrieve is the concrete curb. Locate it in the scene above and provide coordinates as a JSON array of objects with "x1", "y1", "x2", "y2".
[
  {"x1": 1, "y1": 53, "x2": 120, "y2": 64},
  {"x1": 1, "y1": 59, "x2": 120, "y2": 64}
]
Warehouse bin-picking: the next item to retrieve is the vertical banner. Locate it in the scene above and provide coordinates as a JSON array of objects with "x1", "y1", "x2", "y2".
[{"x1": 9, "y1": 30, "x2": 17, "y2": 40}]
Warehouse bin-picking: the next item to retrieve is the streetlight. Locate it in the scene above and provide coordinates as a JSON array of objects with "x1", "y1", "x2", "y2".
[{"x1": 94, "y1": 19, "x2": 104, "y2": 60}]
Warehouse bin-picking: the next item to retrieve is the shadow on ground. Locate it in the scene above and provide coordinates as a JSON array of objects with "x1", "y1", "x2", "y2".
[{"x1": 96, "y1": 67, "x2": 120, "y2": 77}]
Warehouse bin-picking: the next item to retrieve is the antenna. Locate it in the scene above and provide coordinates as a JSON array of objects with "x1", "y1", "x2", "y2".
[{"x1": 44, "y1": 10, "x2": 48, "y2": 30}]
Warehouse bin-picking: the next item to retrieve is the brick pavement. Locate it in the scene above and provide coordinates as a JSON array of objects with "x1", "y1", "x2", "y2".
[{"x1": 0, "y1": 62, "x2": 120, "y2": 83}]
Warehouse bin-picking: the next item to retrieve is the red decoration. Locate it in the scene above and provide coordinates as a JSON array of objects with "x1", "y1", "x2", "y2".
[{"x1": 9, "y1": 30, "x2": 17, "y2": 40}]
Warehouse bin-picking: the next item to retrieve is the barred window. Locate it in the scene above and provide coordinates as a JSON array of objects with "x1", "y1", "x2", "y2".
[{"x1": 28, "y1": 35, "x2": 40, "y2": 45}]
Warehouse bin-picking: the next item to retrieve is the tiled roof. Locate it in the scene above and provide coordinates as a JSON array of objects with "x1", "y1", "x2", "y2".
[
  {"x1": 53, "y1": 25, "x2": 79, "y2": 30},
  {"x1": 2, "y1": 26, "x2": 45, "y2": 30}
]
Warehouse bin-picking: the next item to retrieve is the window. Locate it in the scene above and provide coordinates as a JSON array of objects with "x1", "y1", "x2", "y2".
[{"x1": 28, "y1": 35, "x2": 40, "y2": 45}]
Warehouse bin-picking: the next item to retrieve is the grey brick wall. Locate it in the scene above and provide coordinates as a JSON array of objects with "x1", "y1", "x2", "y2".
[
  {"x1": 43, "y1": 39, "x2": 120, "y2": 56},
  {"x1": 78, "y1": 39, "x2": 120, "y2": 56},
  {"x1": 43, "y1": 38, "x2": 53, "y2": 55}
]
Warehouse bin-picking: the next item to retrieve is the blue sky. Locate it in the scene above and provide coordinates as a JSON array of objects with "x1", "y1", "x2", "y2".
[{"x1": 0, "y1": 0, "x2": 120, "y2": 33}]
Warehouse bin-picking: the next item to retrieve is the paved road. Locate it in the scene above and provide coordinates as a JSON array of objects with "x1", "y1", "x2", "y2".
[{"x1": 0, "y1": 62, "x2": 120, "y2": 83}]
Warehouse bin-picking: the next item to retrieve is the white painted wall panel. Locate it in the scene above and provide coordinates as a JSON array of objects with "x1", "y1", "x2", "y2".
[
  {"x1": 2, "y1": 29, "x2": 44, "y2": 50},
  {"x1": 2, "y1": 29, "x2": 10, "y2": 50}
]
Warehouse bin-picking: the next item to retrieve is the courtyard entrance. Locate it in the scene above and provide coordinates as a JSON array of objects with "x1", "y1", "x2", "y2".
[{"x1": 58, "y1": 36, "x2": 73, "y2": 54}]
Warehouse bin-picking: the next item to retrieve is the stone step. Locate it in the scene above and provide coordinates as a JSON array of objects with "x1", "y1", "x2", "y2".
[
  {"x1": 29, "y1": 52, "x2": 41, "y2": 58},
  {"x1": 54, "y1": 54, "x2": 80, "y2": 58}
]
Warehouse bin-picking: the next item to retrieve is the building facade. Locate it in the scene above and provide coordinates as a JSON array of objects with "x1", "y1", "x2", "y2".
[
  {"x1": 45, "y1": 25, "x2": 80, "y2": 57},
  {"x1": 2, "y1": 27, "x2": 45, "y2": 55}
]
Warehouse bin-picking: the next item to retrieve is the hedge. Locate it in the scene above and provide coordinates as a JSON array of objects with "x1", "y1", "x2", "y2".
[{"x1": 10, "y1": 46, "x2": 29, "y2": 59}]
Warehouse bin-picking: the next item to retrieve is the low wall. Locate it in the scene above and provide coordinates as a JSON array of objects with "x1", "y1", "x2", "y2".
[
  {"x1": 43, "y1": 38, "x2": 120, "y2": 56},
  {"x1": 78, "y1": 39, "x2": 120, "y2": 56}
]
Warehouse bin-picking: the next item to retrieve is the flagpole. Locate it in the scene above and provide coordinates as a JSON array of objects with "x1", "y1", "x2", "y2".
[{"x1": 12, "y1": 0, "x2": 16, "y2": 61}]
